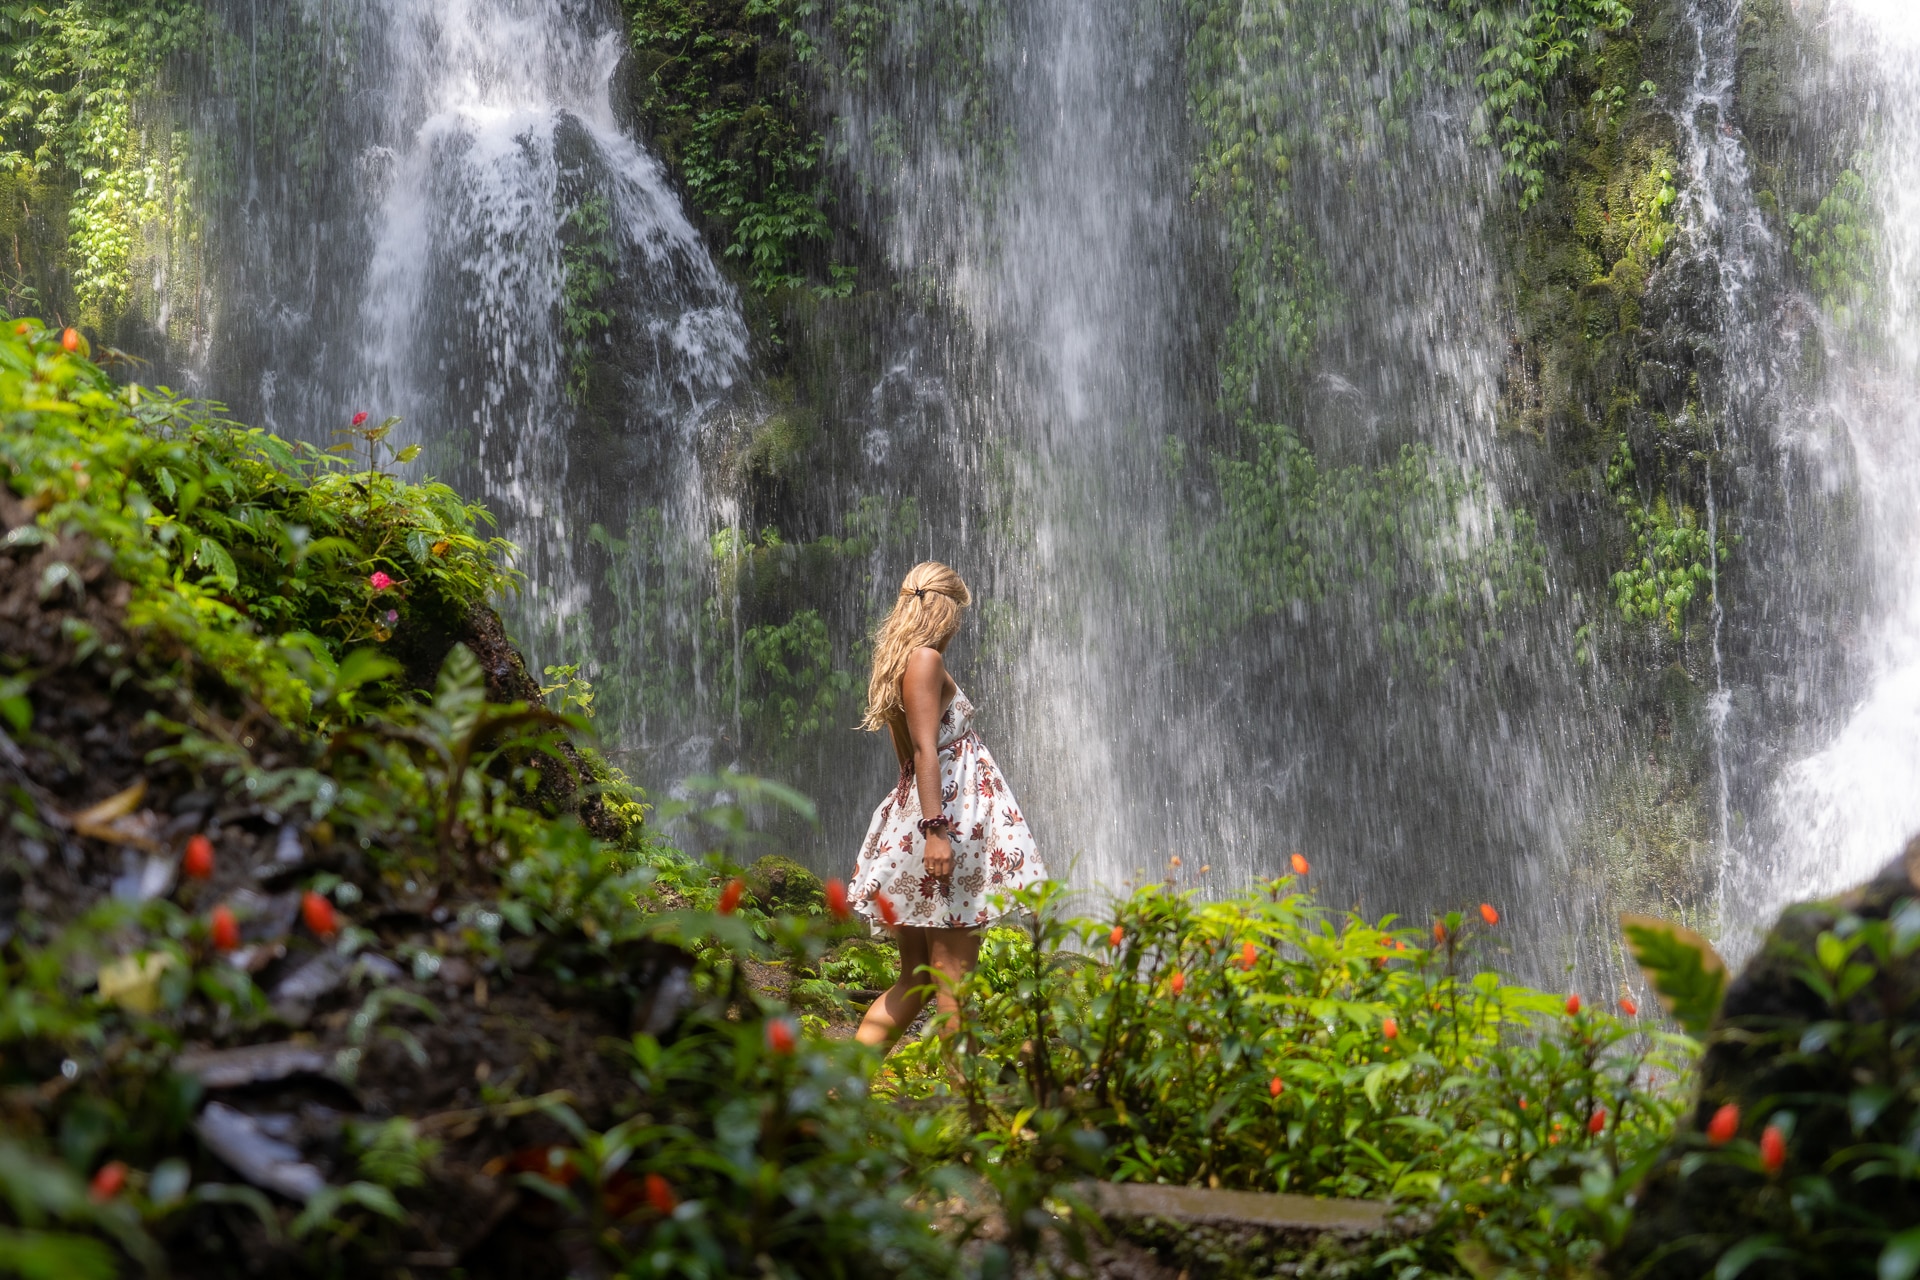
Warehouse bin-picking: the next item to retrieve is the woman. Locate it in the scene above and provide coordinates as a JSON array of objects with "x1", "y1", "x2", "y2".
[{"x1": 849, "y1": 561, "x2": 1047, "y2": 1048}]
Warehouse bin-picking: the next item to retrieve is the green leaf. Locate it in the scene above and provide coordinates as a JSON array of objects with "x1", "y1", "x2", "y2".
[
  {"x1": 1882, "y1": 1227, "x2": 1920, "y2": 1280},
  {"x1": 0, "y1": 1227, "x2": 118, "y2": 1280},
  {"x1": 1716, "y1": 1236, "x2": 1789, "y2": 1280},
  {"x1": 193, "y1": 536, "x2": 238, "y2": 588},
  {"x1": 394, "y1": 444, "x2": 422, "y2": 464},
  {"x1": 1621, "y1": 913, "x2": 1727, "y2": 1038}
]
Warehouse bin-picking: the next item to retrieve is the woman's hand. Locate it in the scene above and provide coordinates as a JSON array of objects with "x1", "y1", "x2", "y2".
[{"x1": 924, "y1": 831, "x2": 954, "y2": 878}]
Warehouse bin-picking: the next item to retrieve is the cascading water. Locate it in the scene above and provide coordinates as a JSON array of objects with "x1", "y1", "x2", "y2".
[
  {"x1": 354, "y1": 0, "x2": 746, "y2": 647},
  {"x1": 1723, "y1": 0, "x2": 1920, "y2": 947},
  {"x1": 152, "y1": 0, "x2": 1917, "y2": 971},
  {"x1": 811, "y1": 0, "x2": 1625, "y2": 968},
  {"x1": 188, "y1": 0, "x2": 746, "y2": 681}
]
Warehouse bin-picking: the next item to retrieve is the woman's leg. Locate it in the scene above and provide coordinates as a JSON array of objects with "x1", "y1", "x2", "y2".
[
  {"x1": 856, "y1": 926, "x2": 932, "y2": 1048},
  {"x1": 924, "y1": 927, "x2": 983, "y2": 1033}
]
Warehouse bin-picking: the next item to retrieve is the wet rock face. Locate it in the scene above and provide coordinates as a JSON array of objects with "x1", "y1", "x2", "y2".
[{"x1": 1606, "y1": 841, "x2": 1920, "y2": 1280}]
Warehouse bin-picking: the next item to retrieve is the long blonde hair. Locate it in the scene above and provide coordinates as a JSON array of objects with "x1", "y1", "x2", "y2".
[{"x1": 861, "y1": 561, "x2": 972, "y2": 732}]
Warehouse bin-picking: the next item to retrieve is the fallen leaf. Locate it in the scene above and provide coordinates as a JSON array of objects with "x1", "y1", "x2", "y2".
[
  {"x1": 97, "y1": 951, "x2": 178, "y2": 1015},
  {"x1": 71, "y1": 780, "x2": 147, "y2": 828}
]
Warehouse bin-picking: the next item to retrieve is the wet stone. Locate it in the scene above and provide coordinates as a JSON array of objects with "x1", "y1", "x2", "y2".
[
  {"x1": 194, "y1": 1101, "x2": 328, "y2": 1201},
  {"x1": 176, "y1": 1041, "x2": 335, "y2": 1089}
]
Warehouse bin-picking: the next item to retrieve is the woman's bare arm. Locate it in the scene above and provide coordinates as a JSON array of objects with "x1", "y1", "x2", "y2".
[{"x1": 902, "y1": 646, "x2": 953, "y2": 877}]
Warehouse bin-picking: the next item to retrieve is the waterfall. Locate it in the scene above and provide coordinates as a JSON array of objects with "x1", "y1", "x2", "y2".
[
  {"x1": 812, "y1": 0, "x2": 1615, "y2": 961},
  {"x1": 1724, "y1": 0, "x2": 1920, "y2": 947},
  {"x1": 157, "y1": 0, "x2": 1913, "y2": 965},
  {"x1": 189, "y1": 0, "x2": 746, "y2": 689}
]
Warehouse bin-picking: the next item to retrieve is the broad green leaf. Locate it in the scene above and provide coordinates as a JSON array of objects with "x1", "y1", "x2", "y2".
[
  {"x1": 1716, "y1": 1236, "x2": 1789, "y2": 1280},
  {"x1": 1883, "y1": 1227, "x2": 1920, "y2": 1280},
  {"x1": 1621, "y1": 913, "x2": 1727, "y2": 1038}
]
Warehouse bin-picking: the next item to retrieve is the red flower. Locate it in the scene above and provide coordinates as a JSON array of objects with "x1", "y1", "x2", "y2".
[
  {"x1": 182, "y1": 834, "x2": 215, "y2": 880},
  {"x1": 766, "y1": 1019, "x2": 797, "y2": 1055},
  {"x1": 1760, "y1": 1124, "x2": 1786, "y2": 1173},
  {"x1": 1269, "y1": 1076, "x2": 1284, "y2": 1098},
  {"x1": 1589, "y1": 1109, "x2": 1607, "y2": 1135},
  {"x1": 1433, "y1": 921, "x2": 1447, "y2": 942},
  {"x1": 645, "y1": 1172, "x2": 677, "y2": 1214},
  {"x1": 1289, "y1": 852, "x2": 1310, "y2": 876},
  {"x1": 301, "y1": 890, "x2": 338, "y2": 939},
  {"x1": 1109, "y1": 924, "x2": 1125, "y2": 948},
  {"x1": 89, "y1": 1161, "x2": 127, "y2": 1203},
  {"x1": 1565, "y1": 994, "x2": 1582, "y2": 1016},
  {"x1": 1707, "y1": 1103, "x2": 1740, "y2": 1146},
  {"x1": 61, "y1": 327, "x2": 80, "y2": 353},
  {"x1": 352, "y1": 411, "x2": 370, "y2": 427},
  {"x1": 210, "y1": 904, "x2": 240, "y2": 951},
  {"x1": 1239, "y1": 940, "x2": 1258, "y2": 971},
  {"x1": 718, "y1": 878, "x2": 745, "y2": 915},
  {"x1": 873, "y1": 892, "x2": 899, "y2": 927},
  {"x1": 1169, "y1": 971, "x2": 1186, "y2": 996},
  {"x1": 825, "y1": 879, "x2": 850, "y2": 921},
  {"x1": 1517, "y1": 1098, "x2": 1528, "y2": 1110},
  {"x1": 1479, "y1": 903, "x2": 1500, "y2": 926},
  {"x1": 1619, "y1": 996, "x2": 1639, "y2": 1017},
  {"x1": 369, "y1": 571, "x2": 395, "y2": 591},
  {"x1": 1381, "y1": 1017, "x2": 1399, "y2": 1040}
]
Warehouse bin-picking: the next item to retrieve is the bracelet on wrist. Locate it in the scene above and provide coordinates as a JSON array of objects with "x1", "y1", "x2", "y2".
[{"x1": 917, "y1": 815, "x2": 955, "y2": 837}]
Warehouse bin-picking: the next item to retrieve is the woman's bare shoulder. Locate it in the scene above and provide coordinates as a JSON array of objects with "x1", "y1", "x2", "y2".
[{"x1": 905, "y1": 645, "x2": 947, "y2": 673}]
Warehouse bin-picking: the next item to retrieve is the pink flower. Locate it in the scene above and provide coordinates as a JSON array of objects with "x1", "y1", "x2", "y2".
[
  {"x1": 352, "y1": 411, "x2": 370, "y2": 427},
  {"x1": 369, "y1": 571, "x2": 394, "y2": 591},
  {"x1": 385, "y1": 609, "x2": 398, "y2": 624}
]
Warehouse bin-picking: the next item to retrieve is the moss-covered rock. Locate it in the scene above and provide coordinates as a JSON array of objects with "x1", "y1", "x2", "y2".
[
  {"x1": 1606, "y1": 843, "x2": 1920, "y2": 1278},
  {"x1": 747, "y1": 852, "x2": 825, "y2": 914}
]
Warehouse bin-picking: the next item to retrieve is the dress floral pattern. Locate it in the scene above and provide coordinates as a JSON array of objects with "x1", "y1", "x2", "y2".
[{"x1": 850, "y1": 686, "x2": 1046, "y2": 929}]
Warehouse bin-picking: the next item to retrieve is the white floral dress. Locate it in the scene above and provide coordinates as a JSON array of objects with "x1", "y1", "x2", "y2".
[{"x1": 851, "y1": 686, "x2": 1046, "y2": 929}]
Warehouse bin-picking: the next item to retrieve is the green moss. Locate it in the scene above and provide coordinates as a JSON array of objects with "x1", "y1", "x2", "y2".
[
  {"x1": 560, "y1": 193, "x2": 618, "y2": 403},
  {"x1": 0, "y1": 1, "x2": 214, "y2": 328},
  {"x1": 622, "y1": 0, "x2": 868, "y2": 295},
  {"x1": 745, "y1": 852, "x2": 823, "y2": 913},
  {"x1": 1788, "y1": 167, "x2": 1876, "y2": 326}
]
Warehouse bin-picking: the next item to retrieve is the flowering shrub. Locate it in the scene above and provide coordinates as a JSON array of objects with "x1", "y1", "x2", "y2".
[
  {"x1": 920, "y1": 881, "x2": 1693, "y2": 1273},
  {"x1": 0, "y1": 320, "x2": 515, "y2": 722}
]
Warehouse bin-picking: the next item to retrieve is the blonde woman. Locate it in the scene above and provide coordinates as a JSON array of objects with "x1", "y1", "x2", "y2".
[{"x1": 849, "y1": 561, "x2": 1046, "y2": 1047}]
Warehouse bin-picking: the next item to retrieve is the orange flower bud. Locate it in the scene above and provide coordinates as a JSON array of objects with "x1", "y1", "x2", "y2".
[
  {"x1": 1619, "y1": 996, "x2": 1639, "y2": 1017},
  {"x1": 718, "y1": 878, "x2": 745, "y2": 915},
  {"x1": 874, "y1": 891, "x2": 899, "y2": 928},
  {"x1": 1289, "y1": 852, "x2": 1310, "y2": 876},
  {"x1": 825, "y1": 879, "x2": 850, "y2": 921},
  {"x1": 1269, "y1": 1076, "x2": 1284, "y2": 1097},
  {"x1": 1239, "y1": 940, "x2": 1257, "y2": 971},
  {"x1": 1169, "y1": 970, "x2": 1186, "y2": 995},
  {"x1": 766, "y1": 1019, "x2": 797, "y2": 1055},
  {"x1": 1381, "y1": 1016, "x2": 1399, "y2": 1040},
  {"x1": 61, "y1": 327, "x2": 80, "y2": 353},
  {"x1": 89, "y1": 1161, "x2": 127, "y2": 1202},
  {"x1": 1588, "y1": 1109, "x2": 1607, "y2": 1135},
  {"x1": 645, "y1": 1171, "x2": 677, "y2": 1214},
  {"x1": 1706, "y1": 1103, "x2": 1740, "y2": 1146},
  {"x1": 1479, "y1": 903, "x2": 1499, "y2": 926},
  {"x1": 182, "y1": 834, "x2": 214, "y2": 880},
  {"x1": 1109, "y1": 924, "x2": 1125, "y2": 948},
  {"x1": 210, "y1": 904, "x2": 240, "y2": 951},
  {"x1": 1565, "y1": 994, "x2": 1582, "y2": 1016},
  {"x1": 301, "y1": 890, "x2": 338, "y2": 939},
  {"x1": 1760, "y1": 1124, "x2": 1786, "y2": 1173}
]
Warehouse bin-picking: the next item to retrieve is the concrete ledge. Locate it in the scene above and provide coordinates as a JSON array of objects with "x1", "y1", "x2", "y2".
[{"x1": 1078, "y1": 1181, "x2": 1394, "y2": 1235}]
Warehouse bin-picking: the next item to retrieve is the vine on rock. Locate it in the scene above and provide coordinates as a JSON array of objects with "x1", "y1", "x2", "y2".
[{"x1": 0, "y1": 1, "x2": 212, "y2": 321}]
